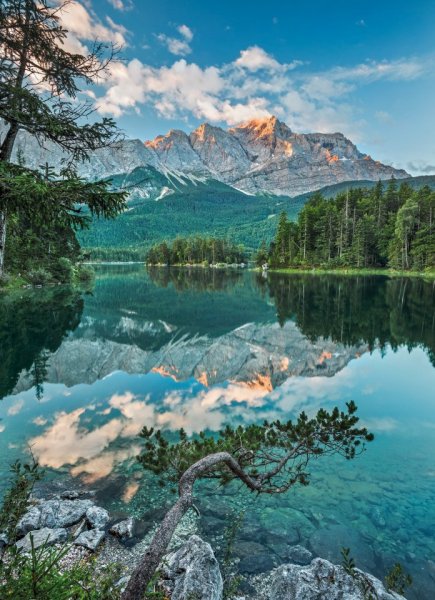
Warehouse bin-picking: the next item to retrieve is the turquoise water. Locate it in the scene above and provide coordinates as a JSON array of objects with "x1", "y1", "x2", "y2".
[{"x1": 0, "y1": 267, "x2": 434, "y2": 597}]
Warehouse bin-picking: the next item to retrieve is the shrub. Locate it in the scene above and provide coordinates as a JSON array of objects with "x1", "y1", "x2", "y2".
[
  {"x1": 75, "y1": 264, "x2": 95, "y2": 283},
  {"x1": 51, "y1": 257, "x2": 74, "y2": 283},
  {"x1": 26, "y1": 268, "x2": 51, "y2": 286}
]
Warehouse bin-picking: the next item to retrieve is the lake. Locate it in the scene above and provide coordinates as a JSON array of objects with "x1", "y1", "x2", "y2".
[{"x1": 0, "y1": 266, "x2": 434, "y2": 597}]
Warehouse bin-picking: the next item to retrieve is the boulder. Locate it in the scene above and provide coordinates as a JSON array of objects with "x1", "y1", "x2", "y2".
[
  {"x1": 287, "y1": 545, "x2": 313, "y2": 565},
  {"x1": 39, "y1": 499, "x2": 94, "y2": 528},
  {"x1": 162, "y1": 535, "x2": 223, "y2": 600},
  {"x1": 16, "y1": 505, "x2": 41, "y2": 537},
  {"x1": 74, "y1": 529, "x2": 105, "y2": 551},
  {"x1": 16, "y1": 527, "x2": 67, "y2": 552},
  {"x1": 109, "y1": 517, "x2": 136, "y2": 540},
  {"x1": 268, "y1": 558, "x2": 405, "y2": 600},
  {"x1": 0, "y1": 532, "x2": 8, "y2": 548},
  {"x1": 86, "y1": 505, "x2": 110, "y2": 530}
]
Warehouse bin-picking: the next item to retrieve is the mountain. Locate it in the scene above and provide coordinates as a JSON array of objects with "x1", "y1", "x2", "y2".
[
  {"x1": 2, "y1": 116, "x2": 413, "y2": 255},
  {"x1": 7, "y1": 115, "x2": 407, "y2": 197},
  {"x1": 144, "y1": 116, "x2": 408, "y2": 196}
]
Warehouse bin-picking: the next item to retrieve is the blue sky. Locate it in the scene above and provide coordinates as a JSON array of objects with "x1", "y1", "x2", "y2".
[{"x1": 61, "y1": 0, "x2": 435, "y2": 173}]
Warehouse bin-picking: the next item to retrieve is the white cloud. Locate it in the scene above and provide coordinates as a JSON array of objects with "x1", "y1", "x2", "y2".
[
  {"x1": 234, "y1": 46, "x2": 282, "y2": 71},
  {"x1": 178, "y1": 24, "x2": 193, "y2": 42},
  {"x1": 93, "y1": 45, "x2": 430, "y2": 140},
  {"x1": 157, "y1": 24, "x2": 194, "y2": 56},
  {"x1": 55, "y1": 0, "x2": 128, "y2": 58},
  {"x1": 58, "y1": 1, "x2": 128, "y2": 46},
  {"x1": 107, "y1": 0, "x2": 134, "y2": 10}
]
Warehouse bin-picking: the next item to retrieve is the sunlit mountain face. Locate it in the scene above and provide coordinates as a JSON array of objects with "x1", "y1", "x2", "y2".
[{"x1": 1, "y1": 266, "x2": 434, "y2": 598}]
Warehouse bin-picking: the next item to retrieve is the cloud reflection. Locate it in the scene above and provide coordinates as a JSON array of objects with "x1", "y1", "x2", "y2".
[{"x1": 27, "y1": 357, "x2": 401, "y2": 484}]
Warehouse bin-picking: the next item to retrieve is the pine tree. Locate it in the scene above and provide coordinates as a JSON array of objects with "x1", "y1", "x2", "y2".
[
  {"x1": 122, "y1": 404, "x2": 373, "y2": 600},
  {"x1": 0, "y1": 0, "x2": 127, "y2": 277}
]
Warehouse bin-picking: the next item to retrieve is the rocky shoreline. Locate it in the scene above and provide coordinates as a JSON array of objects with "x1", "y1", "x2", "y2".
[{"x1": 0, "y1": 489, "x2": 407, "y2": 599}]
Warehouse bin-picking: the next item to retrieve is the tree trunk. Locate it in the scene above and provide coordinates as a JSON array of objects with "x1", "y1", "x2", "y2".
[
  {"x1": 0, "y1": 1, "x2": 32, "y2": 277},
  {"x1": 0, "y1": 123, "x2": 19, "y2": 162},
  {"x1": 0, "y1": 211, "x2": 7, "y2": 278},
  {"x1": 121, "y1": 452, "x2": 257, "y2": 600}
]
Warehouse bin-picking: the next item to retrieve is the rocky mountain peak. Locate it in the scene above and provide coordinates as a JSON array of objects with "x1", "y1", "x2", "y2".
[
  {"x1": 144, "y1": 128, "x2": 188, "y2": 150},
  {"x1": 190, "y1": 122, "x2": 223, "y2": 142},
  {"x1": 231, "y1": 115, "x2": 291, "y2": 139}
]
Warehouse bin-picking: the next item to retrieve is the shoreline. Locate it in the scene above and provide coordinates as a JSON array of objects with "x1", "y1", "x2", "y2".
[
  {"x1": 98, "y1": 262, "x2": 435, "y2": 279},
  {"x1": 268, "y1": 267, "x2": 435, "y2": 278}
]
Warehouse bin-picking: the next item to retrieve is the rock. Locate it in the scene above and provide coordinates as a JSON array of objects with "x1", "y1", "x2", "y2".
[
  {"x1": 162, "y1": 535, "x2": 223, "y2": 600},
  {"x1": 16, "y1": 505, "x2": 42, "y2": 537},
  {"x1": 74, "y1": 529, "x2": 105, "y2": 551},
  {"x1": 260, "y1": 507, "x2": 314, "y2": 542},
  {"x1": 371, "y1": 507, "x2": 387, "y2": 528},
  {"x1": 234, "y1": 540, "x2": 269, "y2": 557},
  {"x1": 287, "y1": 545, "x2": 313, "y2": 565},
  {"x1": 239, "y1": 552, "x2": 276, "y2": 575},
  {"x1": 60, "y1": 490, "x2": 80, "y2": 500},
  {"x1": 16, "y1": 527, "x2": 67, "y2": 552},
  {"x1": 39, "y1": 499, "x2": 94, "y2": 528},
  {"x1": 0, "y1": 532, "x2": 8, "y2": 548},
  {"x1": 309, "y1": 524, "x2": 376, "y2": 571},
  {"x1": 86, "y1": 505, "x2": 110, "y2": 530},
  {"x1": 109, "y1": 517, "x2": 136, "y2": 540},
  {"x1": 268, "y1": 558, "x2": 405, "y2": 600},
  {"x1": 200, "y1": 515, "x2": 225, "y2": 534}
]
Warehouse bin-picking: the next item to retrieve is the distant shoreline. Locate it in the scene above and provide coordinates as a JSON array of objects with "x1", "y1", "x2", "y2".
[
  {"x1": 86, "y1": 262, "x2": 435, "y2": 278},
  {"x1": 268, "y1": 267, "x2": 435, "y2": 278}
]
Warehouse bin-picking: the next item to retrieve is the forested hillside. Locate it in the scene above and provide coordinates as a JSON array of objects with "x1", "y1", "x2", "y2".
[
  {"x1": 79, "y1": 173, "x2": 305, "y2": 258},
  {"x1": 263, "y1": 179, "x2": 434, "y2": 270},
  {"x1": 80, "y1": 175, "x2": 435, "y2": 261}
]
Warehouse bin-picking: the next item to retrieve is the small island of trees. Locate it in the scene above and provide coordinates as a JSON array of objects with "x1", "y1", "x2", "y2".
[{"x1": 146, "y1": 236, "x2": 246, "y2": 266}]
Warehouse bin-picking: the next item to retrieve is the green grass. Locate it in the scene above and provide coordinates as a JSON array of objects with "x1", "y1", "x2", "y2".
[{"x1": 0, "y1": 274, "x2": 29, "y2": 291}]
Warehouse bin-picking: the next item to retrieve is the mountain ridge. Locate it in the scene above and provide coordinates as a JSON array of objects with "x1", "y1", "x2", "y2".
[
  {"x1": 3, "y1": 115, "x2": 408, "y2": 198},
  {"x1": 143, "y1": 115, "x2": 408, "y2": 196}
]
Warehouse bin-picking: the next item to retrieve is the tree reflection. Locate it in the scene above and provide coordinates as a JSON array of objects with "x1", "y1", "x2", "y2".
[
  {"x1": 262, "y1": 274, "x2": 435, "y2": 364},
  {"x1": 0, "y1": 287, "x2": 84, "y2": 399},
  {"x1": 146, "y1": 266, "x2": 243, "y2": 292}
]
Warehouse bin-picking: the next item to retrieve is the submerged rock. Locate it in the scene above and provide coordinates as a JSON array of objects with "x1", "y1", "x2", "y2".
[
  {"x1": 74, "y1": 529, "x2": 105, "y2": 551},
  {"x1": 162, "y1": 535, "x2": 223, "y2": 600},
  {"x1": 268, "y1": 558, "x2": 404, "y2": 600},
  {"x1": 309, "y1": 524, "x2": 376, "y2": 571},
  {"x1": 16, "y1": 527, "x2": 67, "y2": 552},
  {"x1": 109, "y1": 517, "x2": 136, "y2": 540},
  {"x1": 286, "y1": 545, "x2": 313, "y2": 565},
  {"x1": 86, "y1": 505, "x2": 110, "y2": 530}
]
